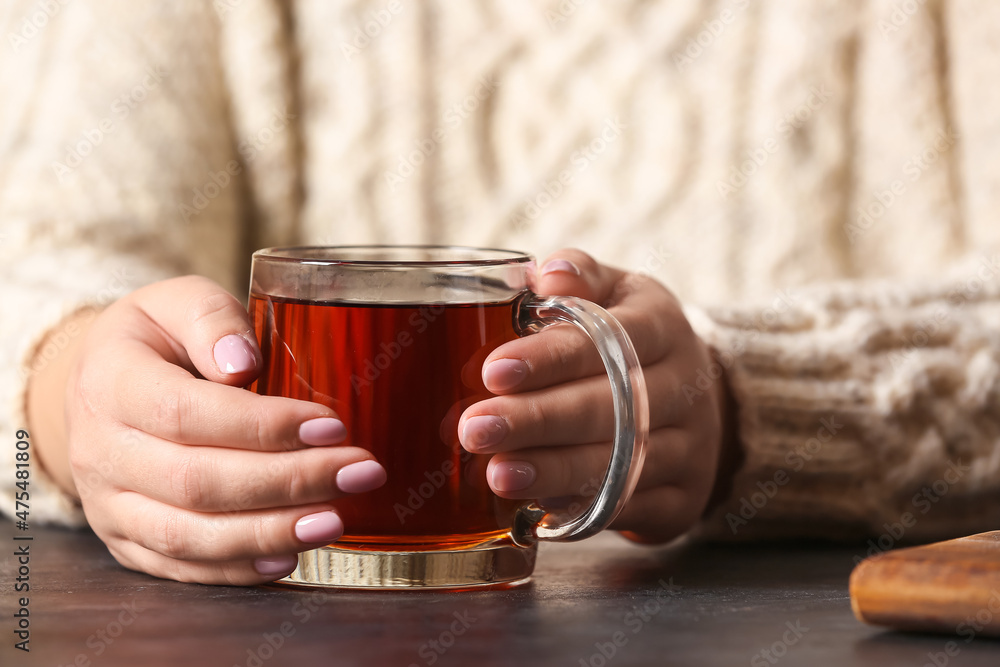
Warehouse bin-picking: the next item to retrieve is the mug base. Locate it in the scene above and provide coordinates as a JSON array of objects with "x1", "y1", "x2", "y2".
[{"x1": 275, "y1": 538, "x2": 537, "y2": 590}]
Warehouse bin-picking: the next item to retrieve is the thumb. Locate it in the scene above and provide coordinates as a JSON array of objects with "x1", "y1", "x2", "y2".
[
  {"x1": 535, "y1": 248, "x2": 625, "y2": 305},
  {"x1": 128, "y1": 275, "x2": 261, "y2": 386}
]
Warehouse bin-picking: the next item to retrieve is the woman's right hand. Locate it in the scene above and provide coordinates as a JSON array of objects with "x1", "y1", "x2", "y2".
[{"x1": 55, "y1": 276, "x2": 386, "y2": 584}]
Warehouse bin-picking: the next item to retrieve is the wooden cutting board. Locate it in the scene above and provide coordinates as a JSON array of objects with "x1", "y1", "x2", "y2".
[{"x1": 850, "y1": 530, "x2": 1000, "y2": 637}]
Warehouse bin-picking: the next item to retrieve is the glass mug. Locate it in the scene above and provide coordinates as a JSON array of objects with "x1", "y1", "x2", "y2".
[{"x1": 248, "y1": 246, "x2": 648, "y2": 589}]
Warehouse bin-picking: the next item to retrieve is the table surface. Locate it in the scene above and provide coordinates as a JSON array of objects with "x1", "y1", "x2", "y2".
[{"x1": 3, "y1": 520, "x2": 1000, "y2": 667}]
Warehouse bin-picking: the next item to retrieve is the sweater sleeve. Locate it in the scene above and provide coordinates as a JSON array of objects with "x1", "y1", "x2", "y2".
[
  {"x1": 687, "y1": 255, "x2": 1000, "y2": 543},
  {"x1": 0, "y1": 1, "x2": 245, "y2": 527}
]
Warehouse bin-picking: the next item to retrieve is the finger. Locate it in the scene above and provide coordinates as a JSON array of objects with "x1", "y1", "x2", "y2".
[
  {"x1": 106, "y1": 536, "x2": 300, "y2": 586},
  {"x1": 484, "y1": 428, "x2": 688, "y2": 499},
  {"x1": 107, "y1": 492, "x2": 348, "y2": 562},
  {"x1": 127, "y1": 275, "x2": 262, "y2": 386},
  {"x1": 461, "y1": 360, "x2": 684, "y2": 452},
  {"x1": 460, "y1": 375, "x2": 614, "y2": 452},
  {"x1": 533, "y1": 248, "x2": 626, "y2": 304},
  {"x1": 107, "y1": 347, "x2": 344, "y2": 451},
  {"x1": 481, "y1": 288, "x2": 680, "y2": 394},
  {"x1": 483, "y1": 251, "x2": 681, "y2": 395},
  {"x1": 108, "y1": 432, "x2": 385, "y2": 511}
]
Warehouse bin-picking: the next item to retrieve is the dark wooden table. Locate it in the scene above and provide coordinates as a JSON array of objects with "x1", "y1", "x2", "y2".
[{"x1": 3, "y1": 520, "x2": 1000, "y2": 667}]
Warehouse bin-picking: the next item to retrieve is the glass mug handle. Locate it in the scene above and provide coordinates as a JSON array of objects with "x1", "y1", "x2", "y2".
[{"x1": 510, "y1": 293, "x2": 649, "y2": 546}]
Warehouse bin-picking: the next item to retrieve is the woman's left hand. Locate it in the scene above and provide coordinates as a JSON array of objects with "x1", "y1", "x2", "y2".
[{"x1": 459, "y1": 248, "x2": 730, "y2": 543}]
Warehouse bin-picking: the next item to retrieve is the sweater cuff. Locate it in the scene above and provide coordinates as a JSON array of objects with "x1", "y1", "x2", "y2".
[
  {"x1": 684, "y1": 261, "x2": 1000, "y2": 542},
  {"x1": 4, "y1": 304, "x2": 94, "y2": 528}
]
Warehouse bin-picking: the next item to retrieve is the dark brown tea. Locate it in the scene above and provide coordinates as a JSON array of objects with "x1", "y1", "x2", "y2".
[{"x1": 249, "y1": 294, "x2": 524, "y2": 551}]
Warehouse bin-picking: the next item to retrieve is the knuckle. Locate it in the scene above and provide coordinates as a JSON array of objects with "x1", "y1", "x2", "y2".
[
  {"x1": 157, "y1": 384, "x2": 197, "y2": 441},
  {"x1": 545, "y1": 329, "x2": 590, "y2": 377},
  {"x1": 241, "y1": 467, "x2": 272, "y2": 510},
  {"x1": 168, "y1": 450, "x2": 210, "y2": 508},
  {"x1": 186, "y1": 285, "x2": 238, "y2": 329},
  {"x1": 219, "y1": 565, "x2": 247, "y2": 587},
  {"x1": 72, "y1": 357, "x2": 106, "y2": 420},
  {"x1": 249, "y1": 403, "x2": 283, "y2": 450},
  {"x1": 547, "y1": 334, "x2": 575, "y2": 371},
  {"x1": 152, "y1": 511, "x2": 191, "y2": 559},
  {"x1": 623, "y1": 306, "x2": 668, "y2": 363},
  {"x1": 282, "y1": 459, "x2": 312, "y2": 505},
  {"x1": 523, "y1": 395, "x2": 551, "y2": 441},
  {"x1": 247, "y1": 515, "x2": 279, "y2": 556}
]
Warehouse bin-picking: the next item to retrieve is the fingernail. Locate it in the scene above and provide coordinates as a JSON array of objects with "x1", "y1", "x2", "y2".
[
  {"x1": 541, "y1": 259, "x2": 581, "y2": 276},
  {"x1": 299, "y1": 418, "x2": 348, "y2": 446},
  {"x1": 294, "y1": 511, "x2": 344, "y2": 544},
  {"x1": 213, "y1": 334, "x2": 257, "y2": 374},
  {"x1": 253, "y1": 555, "x2": 299, "y2": 576},
  {"x1": 483, "y1": 359, "x2": 529, "y2": 392},
  {"x1": 491, "y1": 462, "x2": 536, "y2": 492},
  {"x1": 336, "y1": 460, "x2": 388, "y2": 494},
  {"x1": 462, "y1": 415, "x2": 509, "y2": 451}
]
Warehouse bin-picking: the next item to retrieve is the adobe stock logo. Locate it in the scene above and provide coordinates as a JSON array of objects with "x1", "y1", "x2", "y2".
[
  {"x1": 843, "y1": 127, "x2": 958, "y2": 244},
  {"x1": 725, "y1": 416, "x2": 844, "y2": 535},
  {"x1": 348, "y1": 305, "x2": 445, "y2": 395},
  {"x1": 7, "y1": 0, "x2": 71, "y2": 53},
  {"x1": 408, "y1": 611, "x2": 478, "y2": 667},
  {"x1": 382, "y1": 76, "x2": 500, "y2": 192},
  {"x1": 716, "y1": 85, "x2": 832, "y2": 199},
  {"x1": 339, "y1": 0, "x2": 404, "y2": 62},
  {"x1": 51, "y1": 66, "x2": 167, "y2": 183},
  {"x1": 509, "y1": 116, "x2": 626, "y2": 231},
  {"x1": 392, "y1": 449, "x2": 472, "y2": 525},
  {"x1": 672, "y1": 0, "x2": 750, "y2": 72}
]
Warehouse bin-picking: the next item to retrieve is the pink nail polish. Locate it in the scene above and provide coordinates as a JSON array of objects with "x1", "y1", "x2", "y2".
[
  {"x1": 541, "y1": 259, "x2": 581, "y2": 276},
  {"x1": 491, "y1": 462, "x2": 536, "y2": 492},
  {"x1": 462, "y1": 415, "x2": 509, "y2": 450},
  {"x1": 299, "y1": 418, "x2": 348, "y2": 446},
  {"x1": 253, "y1": 555, "x2": 298, "y2": 576},
  {"x1": 294, "y1": 511, "x2": 344, "y2": 544},
  {"x1": 336, "y1": 460, "x2": 388, "y2": 494},
  {"x1": 213, "y1": 334, "x2": 257, "y2": 374},
  {"x1": 483, "y1": 359, "x2": 528, "y2": 392}
]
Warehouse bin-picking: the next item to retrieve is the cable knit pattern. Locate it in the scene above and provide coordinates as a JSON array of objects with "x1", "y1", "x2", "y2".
[
  {"x1": 1, "y1": 0, "x2": 998, "y2": 540},
  {"x1": 692, "y1": 257, "x2": 1000, "y2": 540}
]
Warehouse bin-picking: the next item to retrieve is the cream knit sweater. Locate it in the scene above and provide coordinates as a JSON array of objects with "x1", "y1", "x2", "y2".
[{"x1": 2, "y1": 0, "x2": 999, "y2": 542}]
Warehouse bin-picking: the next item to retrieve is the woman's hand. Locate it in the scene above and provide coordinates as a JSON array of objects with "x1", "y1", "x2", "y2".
[
  {"x1": 459, "y1": 249, "x2": 735, "y2": 543},
  {"x1": 41, "y1": 276, "x2": 386, "y2": 584}
]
